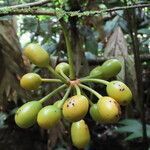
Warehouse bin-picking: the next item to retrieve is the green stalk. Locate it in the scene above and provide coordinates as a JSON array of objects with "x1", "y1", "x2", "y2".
[
  {"x1": 81, "y1": 90, "x2": 94, "y2": 106},
  {"x1": 79, "y1": 84, "x2": 102, "y2": 99},
  {"x1": 47, "y1": 65, "x2": 68, "y2": 84},
  {"x1": 60, "y1": 19, "x2": 75, "y2": 80},
  {"x1": 39, "y1": 84, "x2": 67, "y2": 104},
  {"x1": 74, "y1": 84, "x2": 81, "y2": 95},
  {"x1": 41, "y1": 78, "x2": 62, "y2": 83},
  {"x1": 57, "y1": 86, "x2": 72, "y2": 108},
  {"x1": 60, "y1": 70, "x2": 70, "y2": 81},
  {"x1": 80, "y1": 78, "x2": 109, "y2": 86}
]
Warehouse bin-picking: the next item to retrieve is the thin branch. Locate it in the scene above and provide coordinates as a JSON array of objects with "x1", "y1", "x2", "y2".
[
  {"x1": 59, "y1": 54, "x2": 150, "y2": 65},
  {"x1": 0, "y1": 3, "x2": 149, "y2": 16},
  {"x1": 1, "y1": 0, "x2": 51, "y2": 9}
]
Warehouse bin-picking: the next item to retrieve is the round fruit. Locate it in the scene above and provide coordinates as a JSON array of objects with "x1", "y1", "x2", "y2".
[
  {"x1": 89, "y1": 104, "x2": 101, "y2": 122},
  {"x1": 20, "y1": 73, "x2": 42, "y2": 90},
  {"x1": 23, "y1": 43, "x2": 50, "y2": 67},
  {"x1": 89, "y1": 66, "x2": 103, "y2": 79},
  {"x1": 71, "y1": 120, "x2": 90, "y2": 149},
  {"x1": 106, "y1": 81, "x2": 132, "y2": 106},
  {"x1": 97, "y1": 97, "x2": 121, "y2": 123},
  {"x1": 55, "y1": 62, "x2": 69, "y2": 76},
  {"x1": 37, "y1": 105, "x2": 61, "y2": 129},
  {"x1": 101, "y1": 59, "x2": 122, "y2": 79},
  {"x1": 15, "y1": 101, "x2": 42, "y2": 128},
  {"x1": 62, "y1": 95, "x2": 89, "y2": 122}
]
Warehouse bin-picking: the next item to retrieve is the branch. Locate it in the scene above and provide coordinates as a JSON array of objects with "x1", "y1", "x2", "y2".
[
  {"x1": 2, "y1": 0, "x2": 51, "y2": 9},
  {"x1": 59, "y1": 54, "x2": 150, "y2": 65},
  {"x1": 0, "y1": 3, "x2": 149, "y2": 16}
]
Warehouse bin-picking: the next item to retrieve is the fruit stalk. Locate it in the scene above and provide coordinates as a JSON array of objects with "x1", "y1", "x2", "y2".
[
  {"x1": 58, "y1": 86, "x2": 72, "y2": 108},
  {"x1": 60, "y1": 19, "x2": 75, "y2": 80},
  {"x1": 41, "y1": 78, "x2": 62, "y2": 83},
  {"x1": 47, "y1": 65, "x2": 68, "y2": 84},
  {"x1": 60, "y1": 70, "x2": 70, "y2": 81},
  {"x1": 79, "y1": 84, "x2": 102, "y2": 99},
  {"x1": 39, "y1": 84, "x2": 67, "y2": 103},
  {"x1": 80, "y1": 78, "x2": 109, "y2": 86},
  {"x1": 74, "y1": 85, "x2": 81, "y2": 95}
]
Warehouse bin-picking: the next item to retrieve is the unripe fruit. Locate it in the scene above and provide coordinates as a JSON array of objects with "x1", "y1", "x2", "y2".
[
  {"x1": 71, "y1": 120, "x2": 90, "y2": 149},
  {"x1": 20, "y1": 73, "x2": 42, "y2": 90},
  {"x1": 106, "y1": 81, "x2": 132, "y2": 106},
  {"x1": 89, "y1": 104, "x2": 101, "y2": 122},
  {"x1": 55, "y1": 62, "x2": 70, "y2": 76},
  {"x1": 37, "y1": 105, "x2": 61, "y2": 129},
  {"x1": 101, "y1": 59, "x2": 122, "y2": 79},
  {"x1": 53, "y1": 100, "x2": 63, "y2": 108},
  {"x1": 97, "y1": 97, "x2": 121, "y2": 123},
  {"x1": 23, "y1": 43, "x2": 49, "y2": 67},
  {"x1": 15, "y1": 101, "x2": 42, "y2": 128},
  {"x1": 62, "y1": 95, "x2": 89, "y2": 122},
  {"x1": 89, "y1": 66, "x2": 103, "y2": 79}
]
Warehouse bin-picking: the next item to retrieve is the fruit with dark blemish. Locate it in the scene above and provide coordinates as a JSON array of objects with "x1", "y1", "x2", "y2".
[
  {"x1": 97, "y1": 97, "x2": 121, "y2": 123},
  {"x1": 37, "y1": 105, "x2": 61, "y2": 129},
  {"x1": 20, "y1": 73, "x2": 42, "y2": 90},
  {"x1": 106, "y1": 81, "x2": 132, "y2": 105},
  {"x1": 62, "y1": 95, "x2": 89, "y2": 122},
  {"x1": 23, "y1": 43, "x2": 50, "y2": 67},
  {"x1": 71, "y1": 120, "x2": 90, "y2": 149},
  {"x1": 15, "y1": 101, "x2": 42, "y2": 128}
]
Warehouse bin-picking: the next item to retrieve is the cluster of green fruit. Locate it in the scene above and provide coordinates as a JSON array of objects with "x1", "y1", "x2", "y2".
[{"x1": 15, "y1": 43, "x2": 132, "y2": 149}]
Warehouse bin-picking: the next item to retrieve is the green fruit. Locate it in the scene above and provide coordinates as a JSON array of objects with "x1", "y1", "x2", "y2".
[
  {"x1": 89, "y1": 104, "x2": 101, "y2": 122},
  {"x1": 20, "y1": 73, "x2": 42, "y2": 90},
  {"x1": 101, "y1": 59, "x2": 122, "y2": 79},
  {"x1": 15, "y1": 101, "x2": 42, "y2": 128},
  {"x1": 62, "y1": 95, "x2": 89, "y2": 122},
  {"x1": 71, "y1": 120, "x2": 90, "y2": 149},
  {"x1": 55, "y1": 62, "x2": 69, "y2": 76},
  {"x1": 106, "y1": 81, "x2": 132, "y2": 106},
  {"x1": 97, "y1": 97, "x2": 121, "y2": 123},
  {"x1": 24, "y1": 43, "x2": 50, "y2": 67},
  {"x1": 53, "y1": 100, "x2": 63, "y2": 108},
  {"x1": 37, "y1": 105, "x2": 61, "y2": 129},
  {"x1": 89, "y1": 66, "x2": 103, "y2": 79}
]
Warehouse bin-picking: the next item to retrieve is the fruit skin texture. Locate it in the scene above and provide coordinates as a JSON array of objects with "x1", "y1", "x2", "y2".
[
  {"x1": 37, "y1": 105, "x2": 61, "y2": 129},
  {"x1": 53, "y1": 100, "x2": 63, "y2": 108},
  {"x1": 89, "y1": 66, "x2": 103, "y2": 79},
  {"x1": 71, "y1": 120, "x2": 90, "y2": 149},
  {"x1": 20, "y1": 73, "x2": 42, "y2": 90},
  {"x1": 106, "y1": 81, "x2": 132, "y2": 106},
  {"x1": 62, "y1": 95, "x2": 89, "y2": 122},
  {"x1": 101, "y1": 59, "x2": 122, "y2": 79},
  {"x1": 89, "y1": 104, "x2": 101, "y2": 122},
  {"x1": 15, "y1": 101, "x2": 42, "y2": 128},
  {"x1": 97, "y1": 97, "x2": 121, "y2": 123},
  {"x1": 55, "y1": 62, "x2": 70, "y2": 76},
  {"x1": 24, "y1": 43, "x2": 49, "y2": 67}
]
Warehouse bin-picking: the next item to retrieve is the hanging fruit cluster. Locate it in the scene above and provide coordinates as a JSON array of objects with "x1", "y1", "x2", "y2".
[{"x1": 15, "y1": 43, "x2": 132, "y2": 149}]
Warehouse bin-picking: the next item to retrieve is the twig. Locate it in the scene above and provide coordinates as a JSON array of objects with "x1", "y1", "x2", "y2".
[
  {"x1": 58, "y1": 54, "x2": 150, "y2": 65},
  {"x1": 0, "y1": 3, "x2": 149, "y2": 16},
  {"x1": 1, "y1": 0, "x2": 50, "y2": 9}
]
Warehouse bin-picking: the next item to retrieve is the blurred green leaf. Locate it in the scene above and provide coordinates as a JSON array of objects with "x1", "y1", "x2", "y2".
[
  {"x1": 116, "y1": 119, "x2": 150, "y2": 141},
  {"x1": 138, "y1": 28, "x2": 150, "y2": 35},
  {"x1": 0, "y1": 112, "x2": 8, "y2": 129}
]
